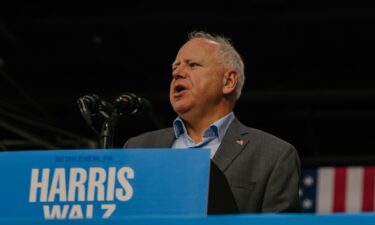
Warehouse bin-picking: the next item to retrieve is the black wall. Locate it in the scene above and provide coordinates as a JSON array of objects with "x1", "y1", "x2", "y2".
[{"x1": 1, "y1": 2, "x2": 375, "y2": 164}]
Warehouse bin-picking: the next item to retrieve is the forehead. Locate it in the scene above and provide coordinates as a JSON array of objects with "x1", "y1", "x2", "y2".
[{"x1": 176, "y1": 38, "x2": 221, "y2": 60}]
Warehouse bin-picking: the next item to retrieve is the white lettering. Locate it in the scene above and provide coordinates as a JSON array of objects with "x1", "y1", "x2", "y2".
[
  {"x1": 116, "y1": 167, "x2": 134, "y2": 201},
  {"x1": 68, "y1": 204, "x2": 83, "y2": 219},
  {"x1": 30, "y1": 166, "x2": 134, "y2": 203},
  {"x1": 86, "y1": 204, "x2": 93, "y2": 219},
  {"x1": 87, "y1": 167, "x2": 106, "y2": 201},
  {"x1": 68, "y1": 168, "x2": 87, "y2": 201},
  {"x1": 43, "y1": 205, "x2": 69, "y2": 219},
  {"x1": 106, "y1": 167, "x2": 116, "y2": 201},
  {"x1": 43, "y1": 204, "x2": 94, "y2": 220},
  {"x1": 101, "y1": 204, "x2": 116, "y2": 218},
  {"x1": 29, "y1": 168, "x2": 50, "y2": 202},
  {"x1": 48, "y1": 168, "x2": 67, "y2": 202}
]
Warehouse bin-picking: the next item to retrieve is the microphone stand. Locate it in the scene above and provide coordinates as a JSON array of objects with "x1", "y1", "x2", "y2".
[
  {"x1": 99, "y1": 121, "x2": 112, "y2": 149},
  {"x1": 79, "y1": 93, "x2": 151, "y2": 149},
  {"x1": 99, "y1": 107, "x2": 120, "y2": 149}
]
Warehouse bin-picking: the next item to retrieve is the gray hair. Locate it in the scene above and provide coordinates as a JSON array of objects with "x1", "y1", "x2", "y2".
[{"x1": 188, "y1": 31, "x2": 245, "y2": 100}]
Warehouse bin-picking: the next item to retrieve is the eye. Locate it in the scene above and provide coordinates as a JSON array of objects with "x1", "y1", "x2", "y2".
[{"x1": 189, "y1": 62, "x2": 200, "y2": 68}]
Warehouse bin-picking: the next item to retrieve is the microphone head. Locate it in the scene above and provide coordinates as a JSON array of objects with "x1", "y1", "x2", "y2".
[
  {"x1": 114, "y1": 93, "x2": 137, "y2": 115},
  {"x1": 77, "y1": 94, "x2": 101, "y2": 125},
  {"x1": 77, "y1": 93, "x2": 114, "y2": 123},
  {"x1": 114, "y1": 93, "x2": 152, "y2": 116},
  {"x1": 78, "y1": 94, "x2": 100, "y2": 111},
  {"x1": 98, "y1": 99, "x2": 113, "y2": 119}
]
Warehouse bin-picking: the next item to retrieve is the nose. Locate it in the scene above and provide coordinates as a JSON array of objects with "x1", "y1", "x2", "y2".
[{"x1": 172, "y1": 65, "x2": 187, "y2": 80}]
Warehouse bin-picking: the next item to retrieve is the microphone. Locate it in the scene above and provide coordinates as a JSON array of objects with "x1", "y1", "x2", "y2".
[
  {"x1": 113, "y1": 93, "x2": 151, "y2": 116},
  {"x1": 77, "y1": 94, "x2": 100, "y2": 126},
  {"x1": 77, "y1": 93, "x2": 153, "y2": 148},
  {"x1": 77, "y1": 94, "x2": 113, "y2": 125}
]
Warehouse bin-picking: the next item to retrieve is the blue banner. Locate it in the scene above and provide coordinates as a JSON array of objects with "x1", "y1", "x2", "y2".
[{"x1": 0, "y1": 148, "x2": 210, "y2": 220}]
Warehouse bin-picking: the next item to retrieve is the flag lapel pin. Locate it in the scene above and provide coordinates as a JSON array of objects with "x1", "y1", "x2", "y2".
[{"x1": 236, "y1": 139, "x2": 244, "y2": 146}]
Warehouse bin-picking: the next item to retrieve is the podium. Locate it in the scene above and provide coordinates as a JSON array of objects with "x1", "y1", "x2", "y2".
[
  {"x1": 2, "y1": 149, "x2": 375, "y2": 225},
  {"x1": 0, "y1": 148, "x2": 210, "y2": 221}
]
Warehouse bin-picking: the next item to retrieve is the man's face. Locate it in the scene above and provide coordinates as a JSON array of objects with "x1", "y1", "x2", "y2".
[{"x1": 170, "y1": 38, "x2": 226, "y2": 117}]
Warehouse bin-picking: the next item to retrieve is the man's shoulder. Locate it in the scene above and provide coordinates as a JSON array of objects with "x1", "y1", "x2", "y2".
[
  {"x1": 249, "y1": 127, "x2": 293, "y2": 147},
  {"x1": 234, "y1": 119, "x2": 295, "y2": 151},
  {"x1": 123, "y1": 127, "x2": 174, "y2": 148},
  {"x1": 232, "y1": 121, "x2": 300, "y2": 168}
]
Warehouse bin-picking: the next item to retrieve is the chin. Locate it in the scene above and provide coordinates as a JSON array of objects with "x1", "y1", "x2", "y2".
[{"x1": 172, "y1": 104, "x2": 190, "y2": 116}]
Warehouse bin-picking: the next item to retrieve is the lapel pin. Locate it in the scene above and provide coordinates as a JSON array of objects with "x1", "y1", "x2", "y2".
[{"x1": 236, "y1": 139, "x2": 244, "y2": 146}]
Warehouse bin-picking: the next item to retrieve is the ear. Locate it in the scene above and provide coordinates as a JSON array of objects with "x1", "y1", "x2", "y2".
[{"x1": 222, "y1": 71, "x2": 237, "y2": 95}]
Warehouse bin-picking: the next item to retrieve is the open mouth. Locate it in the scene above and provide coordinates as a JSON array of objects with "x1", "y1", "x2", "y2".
[
  {"x1": 173, "y1": 84, "x2": 187, "y2": 96},
  {"x1": 175, "y1": 85, "x2": 185, "y2": 92}
]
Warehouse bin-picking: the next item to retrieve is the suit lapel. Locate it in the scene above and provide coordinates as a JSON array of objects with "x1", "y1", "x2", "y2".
[
  {"x1": 158, "y1": 128, "x2": 176, "y2": 148},
  {"x1": 212, "y1": 118, "x2": 250, "y2": 172}
]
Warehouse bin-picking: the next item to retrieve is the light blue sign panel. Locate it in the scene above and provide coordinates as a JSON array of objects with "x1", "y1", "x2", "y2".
[
  {"x1": 0, "y1": 148, "x2": 210, "y2": 220},
  {"x1": 2, "y1": 213, "x2": 375, "y2": 225}
]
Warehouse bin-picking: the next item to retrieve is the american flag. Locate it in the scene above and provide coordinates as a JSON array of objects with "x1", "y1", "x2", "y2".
[{"x1": 299, "y1": 166, "x2": 375, "y2": 213}]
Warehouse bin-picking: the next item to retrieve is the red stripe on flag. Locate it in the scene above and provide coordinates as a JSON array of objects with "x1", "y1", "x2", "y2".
[
  {"x1": 333, "y1": 167, "x2": 347, "y2": 212},
  {"x1": 362, "y1": 167, "x2": 375, "y2": 211}
]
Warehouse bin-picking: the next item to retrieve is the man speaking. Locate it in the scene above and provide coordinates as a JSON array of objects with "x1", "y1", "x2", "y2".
[{"x1": 124, "y1": 31, "x2": 301, "y2": 214}]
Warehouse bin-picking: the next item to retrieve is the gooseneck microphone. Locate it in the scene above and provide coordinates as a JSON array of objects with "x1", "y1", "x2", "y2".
[
  {"x1": 77, "y1": 94, "x2": 113, "y2": 125},
  {"x1": 113, "y1": 93, "x2": 151, "y2": 116},
  {"x1": 77, "y1": 94, "x2": 100, "y2": 119},
  {"x1": 77, "y1": 92, "x2": 151, "y2": 149}
]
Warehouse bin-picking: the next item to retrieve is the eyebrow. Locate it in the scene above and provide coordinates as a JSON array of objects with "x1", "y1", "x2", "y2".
[{"x1": 172, "y1": 59, "x2": 195, "y2": 68}]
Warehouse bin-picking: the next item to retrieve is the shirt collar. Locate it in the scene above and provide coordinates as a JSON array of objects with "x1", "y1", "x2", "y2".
[{"x1": 172, "y1": 112, "x2": 235, "y2": 141}]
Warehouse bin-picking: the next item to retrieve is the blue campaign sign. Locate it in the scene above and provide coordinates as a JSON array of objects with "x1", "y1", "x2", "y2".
[{"x1": 0, "y1": 148, "x2": 210, "y2": 220}]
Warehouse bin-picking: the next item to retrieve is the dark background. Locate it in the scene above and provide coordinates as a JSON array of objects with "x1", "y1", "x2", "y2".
[{"x1": 1, "y1": 2, "x2": 375, "y2": 166}]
